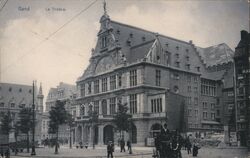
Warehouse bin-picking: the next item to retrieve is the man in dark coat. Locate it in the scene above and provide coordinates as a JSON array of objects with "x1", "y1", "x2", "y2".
[
  {"x1": 120, "y1": 138, "x2": 125, "y2": 152},
  {"x1": 107, "y1": 141, "x2": 114, "y2": 158}
]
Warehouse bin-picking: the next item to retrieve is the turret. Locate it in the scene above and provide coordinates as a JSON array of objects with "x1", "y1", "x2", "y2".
[{"x1": 37, "y1": 82, "x2": 44, "y2": 113}]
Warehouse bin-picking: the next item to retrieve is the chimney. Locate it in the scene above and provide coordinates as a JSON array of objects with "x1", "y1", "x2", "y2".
[{"x1": 241, "y1": 30, "x2": 249, "y2": 41}]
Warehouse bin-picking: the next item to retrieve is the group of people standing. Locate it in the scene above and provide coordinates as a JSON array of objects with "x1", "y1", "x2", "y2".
[
  {"x1": 183, "y1": 137, "x2": 201, "y2": 157},
  {"x1": 154, "y1": 123, "x2": 201, "y2": 158},
  {"x1": 106, "y1": 139, "x2": 132, "y2": 158}
]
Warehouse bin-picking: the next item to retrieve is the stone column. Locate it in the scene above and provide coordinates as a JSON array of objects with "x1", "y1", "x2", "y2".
[{"x1": 98, "y1": 125, "x2": 104, "y2": 145}]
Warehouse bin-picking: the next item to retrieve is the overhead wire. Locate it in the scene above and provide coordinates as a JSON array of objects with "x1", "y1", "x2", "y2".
[
  {"x1": 0, "y1": 0, "x2": 8, "y2": 12},
  {"x1": 1, "y1": 0, "x2": 98, "y2": 73}
]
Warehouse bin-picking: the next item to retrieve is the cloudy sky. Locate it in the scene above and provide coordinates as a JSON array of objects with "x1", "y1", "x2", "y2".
[{"x1": 0, "y1": 0, "x2": 249, "y2": 103}]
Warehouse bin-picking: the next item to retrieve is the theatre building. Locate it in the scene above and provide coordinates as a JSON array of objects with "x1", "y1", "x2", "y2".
[{"x1": 72, "y1": 11, "x2": 235, "y2": 146}]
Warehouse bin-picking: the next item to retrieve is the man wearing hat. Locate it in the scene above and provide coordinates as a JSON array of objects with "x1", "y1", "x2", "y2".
[{"x1": 107, "y1": 141, "x2": 114, "y2": 158}]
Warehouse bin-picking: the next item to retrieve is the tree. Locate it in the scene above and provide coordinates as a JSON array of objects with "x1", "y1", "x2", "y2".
[
  {"x1": 0, "y1": 111, "x2": 12, "y2": 158},
  {"x1": 66, "y1": 113, "x2": 74, "y2": 149},
  {"x1": 18, "y1": 107, "x2": 32, "y2": 153},
  {"x1": 0, "y1": 111, "x2": 12, "y2": 135},
  {"x1": 113, "y1": 102, "x2": 132, "y2": 139},
  {"x1": 48, "y1": 100, "x2": 69, "y2": 154}
]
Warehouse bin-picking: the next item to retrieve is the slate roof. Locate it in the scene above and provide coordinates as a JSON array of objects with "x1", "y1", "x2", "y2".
[
  {"x1": 0, "y1": 82, "x2": 36, "y2": 108},
  {"x1": 78, "y1": 15, "x2": 234, "y2": 82},
  {"x1": 196, "y1": 43, "x2": 234, "y2": 67}
]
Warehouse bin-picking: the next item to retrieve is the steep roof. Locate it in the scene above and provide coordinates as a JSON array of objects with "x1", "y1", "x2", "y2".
[
  {"x1": 0, "y1": 82, "x2": 36, "y2": 107},
  {"x1": 196, "y1": 43, "x2": 234, "y2": 67},
  {"x1": 78, "y1": 15, "x2": 234, "y2": 81}
]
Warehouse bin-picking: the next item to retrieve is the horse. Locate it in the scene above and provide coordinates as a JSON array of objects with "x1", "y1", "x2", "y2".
[{"x1": 154, "y1": 130, "x2": 184, "y2": 158}]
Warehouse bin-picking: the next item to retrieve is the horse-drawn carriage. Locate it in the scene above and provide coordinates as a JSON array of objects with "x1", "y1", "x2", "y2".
[{"x1": 153, "y1": 129, "x2": 184, "y2": 158}]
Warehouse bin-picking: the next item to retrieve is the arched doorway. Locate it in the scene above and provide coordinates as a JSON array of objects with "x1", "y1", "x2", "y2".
[
  {"x1": 102, "y1": 100, "x2": 107, "y2": 115},
  {"x1": 93, "y1": 125, "x2": 98, "y2": 145},
  {"x1": 103, "y1": 125, "x2": 114, "y2": 144},
  {"x1": 131, "y1": 123, "x2": 137, "y2": 143},
  {"x1": 150, "y1": 123, "x2": 162, "y2": 137}
]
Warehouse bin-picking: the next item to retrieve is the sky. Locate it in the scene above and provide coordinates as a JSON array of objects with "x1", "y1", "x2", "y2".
[{"x1": 0, "y1": 0, "x2": 249, "y2": 105}]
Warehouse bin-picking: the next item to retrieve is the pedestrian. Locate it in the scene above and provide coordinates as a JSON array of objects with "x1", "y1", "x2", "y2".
[
  {"x1": 186, "y1": 137, "x2": 192, "y2": 155},
  {"x1": 192, "y1": 141, "x2": 200, "y2": 157},
  {"x1": 107, "y1": 141, "x2": 114, "y2": 158},
  {"x1": 127, "y1": 140, "x2": 132, "y2": 154},
  {"x1": 120, "y1": 138, "x2": 125, "y2": 152}
]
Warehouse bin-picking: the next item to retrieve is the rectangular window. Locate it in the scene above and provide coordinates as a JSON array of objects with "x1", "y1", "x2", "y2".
[
  {"x1": 151, "y1": 98, "x2": 162, "y2": 113},
  {"x1": 203, "y1": 112, "x2": 208, "y2": 119},
  {"x1": 187, "y1": 97, "x2": 192, "y2": 105},
  {"x1": 156, "y1": 70, "x2": 161, "y2": 86},
  {"x1": 110, "y1": 75, "x2": 116, "y2": 90},
  {"x1": 188, "y1": 109, "x2": 192, "y2": 117},
  {"x1": 211, "y1": 103, "x2": 215, "y2": 110},
  {"x1": 129, "y1": 94, "x2": 137, "y2": 114},
  {"x1": 102, "y1": 78, "x2": 108, "y2": 92},
  {"x1": 186, "y1": 64, "x2": 190, "y2": 70},
  {"x1": 203, "y1": 102, "x2": 208, "y2": 109},
  {"x1": 0, "y1": 102, "x2": 4, "y2": 107},
  {"x1": 94, "y1": 80, "x2": 99, "y2": 94},
  {"x1": 118, "y1": 75, "x2": 122, "y2": 88},
  {"x1": 194, "y1": 87, "x2": 198, "y2": 93},
  {"x1": 227, "y1": 91, "x2": 234, "y2": 97},
  {"x1": 195, "y1": 110, "x2": 198, "y2": 117},
  {"x1": 194, "y1": 76, "x2": 198, "y2": 83},
  {"x1": 11, "y1": 103, "x2": 15, "y2": 108},
  {"x1": 201, "y1": 79, "x2": 216, "y2": 96},
  {"x1": 94, "y1": 101, "x2": 99, "y2": 114},
  {"x1": 80, "y1": 83, "x2": 85, "y2": 97},
  {"x1": 194, "y1": 97, "x2": 198, "y2": 105},
  {"x1": 88, "y1": 82, "x2": 91, "y2": 94},
  {"x1": 175, "y1": 62, "x2": 180, "y2": 68},
  {"x1": 130, "y1": 70, "x2": 137, "y2": 87},
  {"x1": 187, "y1": 75, "x2": 191, "y2": 83},
  {"x1": 110, "y1": 97, "x2": 116, "y2": 115},
  {"x1": 187, "y1": 86, "x2": 191, "y2": 92},
  {"x1": 101, "y1": 36, "x2": 107, "y2": 48},
  {"x1": 211, "y1": 113, "x2": 215, "y2": 120}
]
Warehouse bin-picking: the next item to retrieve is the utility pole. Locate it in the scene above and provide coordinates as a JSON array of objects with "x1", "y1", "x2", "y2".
[{"x1": 31, "y1": 81, "x2": 36, "y2": 155}]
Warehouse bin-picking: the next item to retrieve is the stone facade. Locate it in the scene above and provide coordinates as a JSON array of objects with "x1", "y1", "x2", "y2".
[
  {"x1": 73, "y1": 12, "x2": 235, "y2": 146},
  {"x1": 234, "y1": 30, "x2": 250, "y2": 148},
  {"x1": 0, "y1": 82, "x2": 44, "y2": 142},
  {"x1": 43, "y1": 82, "x2": 76, "y2": 143}
]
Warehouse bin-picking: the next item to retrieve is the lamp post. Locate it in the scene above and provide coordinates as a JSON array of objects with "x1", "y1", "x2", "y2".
[{"x1": 31, "y1": 81, "x2": 36, "y2": 156}]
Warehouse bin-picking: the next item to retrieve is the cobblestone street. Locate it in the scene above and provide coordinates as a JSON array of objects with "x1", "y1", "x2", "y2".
[{"x1": 10, "y1": 146, "x2": 249, "y2": 158}]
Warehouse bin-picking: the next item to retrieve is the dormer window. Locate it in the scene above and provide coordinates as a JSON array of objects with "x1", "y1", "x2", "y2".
[
  {"x1": 9, "y1": 87, "x2": 12, "y2": 92},
  {"x1": 176, "y1": 46, "x2": 179, "y2": 50},
  {"x1": 186, "y1": 64, "x2": 190, "y2": 70},
  {"x1": 129, "y1": 33, "x2": 133, "y2": 38},
  {"x1": 165, "y1": 43, "x2": 169, "y2": 47},
  {"x1": 142, "y1": 36, "x2": 146, "y2": 42},
  {"x1": 116, "y1": 29, "x2": 120, "y2": 35},
  {"x1": 196, "y1": 66, "x2": 200, "y2": 72},
  {"x1": 175, "y1": 61, "x2": 180, "y2": 68},
  {"x1": 127, "y1": 40, "x2": 131, "y2": 46},
  {"x1": 175, "y1": 53, "x2": 179, "y2": 59},
  {"x1": 101, "y1": 36, "x2": 107, "y2": 48}
]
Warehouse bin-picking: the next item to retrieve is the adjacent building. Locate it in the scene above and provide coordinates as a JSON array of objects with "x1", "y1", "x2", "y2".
[
  {"x1": 0, "y1": 82, "x2": 44, "y2": 142},
  {"x1": 42, "y1": 82, "x2": 76, "y2": 142},
  {"x1": 73, "y1": 11, "x2": 235, "y2": 146},
  {"x1": 234, "y1": 30, "x2": 250, "y2": 148}
]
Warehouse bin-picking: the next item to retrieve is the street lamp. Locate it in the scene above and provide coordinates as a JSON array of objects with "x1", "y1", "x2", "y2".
[{"x1": 31, "y1": 81, "x2": 36, "y2": 156}]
